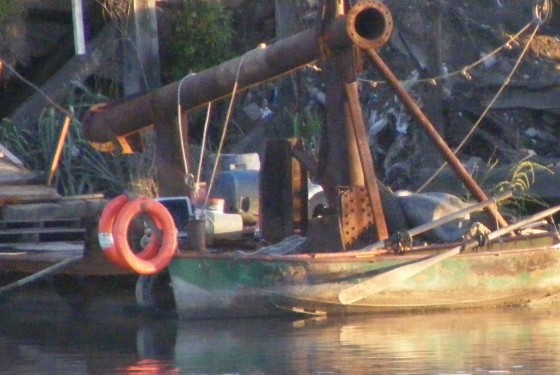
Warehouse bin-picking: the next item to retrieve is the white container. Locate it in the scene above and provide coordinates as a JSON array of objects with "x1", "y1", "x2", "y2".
[{"x1": 195, "y1": 209, "x2": 244, "y2": 242}]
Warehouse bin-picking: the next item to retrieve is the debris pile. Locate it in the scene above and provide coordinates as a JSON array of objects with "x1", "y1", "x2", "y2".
[{"x1": 230, "y1": 0, "x2": 560, "y2": 201}]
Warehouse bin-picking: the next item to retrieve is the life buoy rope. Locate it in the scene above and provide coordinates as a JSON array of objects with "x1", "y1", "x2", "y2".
[
  {"x1": 98, "y1": 196, "x2": 176, "y2": 275},
  {"x1": 112, "y1": 198, "x2": 178, "y2": 275}
]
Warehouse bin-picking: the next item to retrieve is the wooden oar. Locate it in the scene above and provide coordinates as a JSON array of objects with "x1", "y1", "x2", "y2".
[
  {"x1": 356, "y1": 191, "x2": 512, "y2": 253},
  {"x1": 338, "y1": 204, "x2": 560, "y2": 305},
  {"x1": 0, "y1": 256, "x2": 82, "y2": 295}
]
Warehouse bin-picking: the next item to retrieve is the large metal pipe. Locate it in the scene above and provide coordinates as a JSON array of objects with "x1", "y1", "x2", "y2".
[{"x1": 82, "y1": 1, "x2": 393, "y2": 142}]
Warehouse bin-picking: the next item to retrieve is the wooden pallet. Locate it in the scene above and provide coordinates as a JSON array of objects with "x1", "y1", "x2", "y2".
[
  {"x1": 0, "y1": 193, "x2": 127, "y2": 276},
  {"x1": 0, "y1": 193, "x2": 106, "y2": 242}
]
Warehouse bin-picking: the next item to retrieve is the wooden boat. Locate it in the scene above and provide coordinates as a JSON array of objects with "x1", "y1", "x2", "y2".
[
  {"x1": 80, "y1": 1, "x2": 560, "y2": 319},
  {"x1": 167, "y1": 208, "x2": 560, "y2": 319}
]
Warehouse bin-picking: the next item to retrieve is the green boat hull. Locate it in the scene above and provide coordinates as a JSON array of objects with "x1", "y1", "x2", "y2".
[{"x1": 168, "y1": 234, "x2": 560, "y2": 319}]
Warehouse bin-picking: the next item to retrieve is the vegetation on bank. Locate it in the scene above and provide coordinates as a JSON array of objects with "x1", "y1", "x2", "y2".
[
  {"x1": 0, "y1": 0, "x2": 238, "y2": 197},
  {"x1": 0, "y1": 0, "x2": 21, "y2": 27},
  {"x1": 0, "y1": 0, "x2": 24, "y2": 64},
  {"x1": 0, "y1": 83, "x2": 157, "y2": 197},
  {"x1": 164, "y1": 0, "x2": 236, "y2": 80}
]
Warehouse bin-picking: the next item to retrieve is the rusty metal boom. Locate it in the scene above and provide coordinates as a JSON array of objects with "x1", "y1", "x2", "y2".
[{"x1": 82, "y1": 4, "x2": 392, "y2": 142}]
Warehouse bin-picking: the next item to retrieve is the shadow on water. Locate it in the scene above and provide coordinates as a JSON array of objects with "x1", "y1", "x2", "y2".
[
  {"x1": 0, "y1": 281, "x2": 179, "y2": 374},
  {"x1": 1, "y1": 289, "x2": 560, "y2": 374},
  {"x1": 0, "y1": 307, "x2": 178, "y2": 374}
]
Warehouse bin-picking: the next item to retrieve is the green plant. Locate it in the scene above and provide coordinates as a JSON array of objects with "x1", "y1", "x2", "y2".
[
  {"x1": 166, "y1": 0, "x2": 236, "y2": 79},
  {"x1": 97, "y1": 0, "x2": 130, "y2": 23},
  {"x1": 291, "y1": 108, "x2": 323, "y2": 154},
  {"x1": 0, "y1": 0, "x2": 22, "y2": 29},
  {"x1": 0, "y1": 83, "x2": 158, "y2": 198},
  {"x1": 489, "y1": 157, "x2": 553, "y2": 211}
]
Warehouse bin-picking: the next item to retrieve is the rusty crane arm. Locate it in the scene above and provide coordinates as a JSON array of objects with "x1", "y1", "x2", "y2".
[{"x1": 82, "y1": 9, "x2": 391, "y2": 143}]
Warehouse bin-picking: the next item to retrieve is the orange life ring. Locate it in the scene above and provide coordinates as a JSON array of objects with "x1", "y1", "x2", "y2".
[
  {"x1": 98, "y1": 195, "x2": 161, "y2": 270},
  {"x1": 112, "y1": 198, "x2": 178, "y2": 275}
]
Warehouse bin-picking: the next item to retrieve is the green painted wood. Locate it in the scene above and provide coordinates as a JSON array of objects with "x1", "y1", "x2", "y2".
[{"x1": 168, "y1": 232, "x2": 560, "y2": 319}]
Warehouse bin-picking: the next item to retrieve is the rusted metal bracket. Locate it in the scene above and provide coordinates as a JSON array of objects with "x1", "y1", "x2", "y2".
[{"x1": 339, "y1": 186, "x2": 378, "y2": 249}]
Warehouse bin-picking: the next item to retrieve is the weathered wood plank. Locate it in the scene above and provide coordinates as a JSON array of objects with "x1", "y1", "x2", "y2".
[
  {"x1": 0, "y1": 241, "x2": 83, "y2": 252},
  {"x1": 0, "y1": 185, "x2": 60, "y2": 205},
  {"x1": 0, "y1": 227, "x2": 85, "y2": 236},
  {"x1": 0, "y1": 251, "x2": 131, "y2": 276},
  {"x1": 1, "y1": 198, "x2": 105, "y2": 222}
]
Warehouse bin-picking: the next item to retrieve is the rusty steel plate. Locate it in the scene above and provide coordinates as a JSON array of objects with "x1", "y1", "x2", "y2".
[{"x1": 339, "y1": 187, "x2": 374, "y2": 247}]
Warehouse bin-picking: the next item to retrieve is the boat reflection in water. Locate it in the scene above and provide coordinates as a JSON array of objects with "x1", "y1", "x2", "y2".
[
  {"x1": 1, "y1": 303, "x2": 560, "y2": 374},
  {"x1": 173, "y1": 306, "x2": 560, "y2": 374}
]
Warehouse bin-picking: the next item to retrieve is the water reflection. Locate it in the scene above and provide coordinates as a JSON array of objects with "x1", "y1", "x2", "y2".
[
  {"x1": 172, "y1": 307, "x2": 560, "y2": 374},
  {"x1": 0, "y1": 302, "x2": 560, "y2": 374},
  {"x1": 114, "y1": 359, "x2": 179, "y2": 374}
]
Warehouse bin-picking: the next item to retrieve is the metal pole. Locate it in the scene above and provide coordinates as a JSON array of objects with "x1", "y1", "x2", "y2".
[{"x1": 365, "y1": 48, "x2": 508, "y2": 228}]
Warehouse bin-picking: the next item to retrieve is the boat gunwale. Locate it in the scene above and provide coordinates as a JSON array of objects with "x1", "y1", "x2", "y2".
[{"x1": 172, "y1": 231, "x2": 560, "y2": 263}]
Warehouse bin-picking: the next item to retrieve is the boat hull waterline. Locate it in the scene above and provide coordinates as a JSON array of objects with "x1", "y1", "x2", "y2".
[{"x1": 168, "y1": 234, "x2": 560, "y2": 319}]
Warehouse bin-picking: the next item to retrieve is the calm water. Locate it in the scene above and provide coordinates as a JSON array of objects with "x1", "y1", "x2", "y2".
[{"x1": 1, "y1": 300, "x2": 560, "y2": 374}]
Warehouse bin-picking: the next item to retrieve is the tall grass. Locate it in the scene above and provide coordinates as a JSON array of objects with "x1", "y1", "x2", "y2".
[
  {"x1": 492, "y1": 157, "x2": 553, "y2": 211},
  {"x1": 472, "y1": 157, "x2": 554, "y2": 213},
  {"x1": 0, "y1": 82, "x2": 157, "y2": 197}
]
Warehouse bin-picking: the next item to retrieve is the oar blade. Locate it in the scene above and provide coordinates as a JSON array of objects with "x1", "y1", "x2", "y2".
[
  {"x1": 338, "y1": 204, "x2": 560, "y2": 306},
  {"x1": 338, "y1": 246, "x2": 462, "y2": 305}
]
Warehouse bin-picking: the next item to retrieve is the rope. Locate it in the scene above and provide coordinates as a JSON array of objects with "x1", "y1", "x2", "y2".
[
  {"x1": 203, "y1": 57, "x2": 246, "y2": 210},
  {"x1": 177, "y1": 73, "x2": 196, "y2": 189},
  {"x1": 361, "y1": 22, "x2": 532, "y2": 89},
  {"x1": 416, "y1": 9, "x2": 544, "y2": 193},
  {"x1": 0, "y1": 57, "x2": 75, "y2": 120},
  {"x1": 194, "y1": 102, "x2": 212, "y2": 201},
  {"x1": 203, "y1": 44, "x2": 266, "y2": 210},
  {"x1": 534, "y1": 0, "x2": 553, "y2": 24}
]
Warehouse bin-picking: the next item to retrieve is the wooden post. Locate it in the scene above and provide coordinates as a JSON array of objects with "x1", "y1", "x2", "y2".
[
  {"x1": 47, "y1": 116, "x2": 72, "y2": 186},
  {"x1": 124, "y1": 0, "x2": 161, "y2": 95},
  {"x1": 260, "y1": 139, "x2": 308, "y2": 243},
  {"x1": 71, "y1": 0, "x2": 87, "y2": 55}
]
